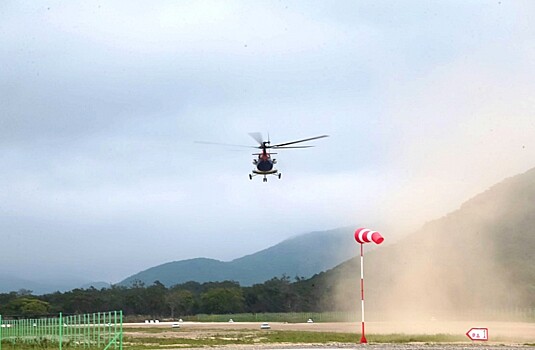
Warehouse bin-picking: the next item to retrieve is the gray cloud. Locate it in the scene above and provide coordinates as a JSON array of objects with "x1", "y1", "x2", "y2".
[{"x1": 1, "y1": 1, "x2": 534, "y2": 283}]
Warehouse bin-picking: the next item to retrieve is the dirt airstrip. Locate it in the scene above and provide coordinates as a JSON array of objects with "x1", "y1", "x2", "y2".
[{"x1": 124, "y1": 321, "x2": 535, "y2": 345}]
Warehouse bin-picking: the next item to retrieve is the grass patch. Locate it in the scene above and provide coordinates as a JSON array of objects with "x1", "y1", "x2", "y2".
[
  {"x1": 124, "y1": 327, "x2": 174, "y2": 333},
  {"x1": 178, "y1": 312, "x2": 355, "y2": 323},
  {"x1": 243, "y1": 331, "x2": 466, "y2": 344},
  {"x1": 123, "y1": 329, "x2": 468, "y2": 349},
  {"x1": 126, "y1": 336, "x2": 251, "y2": 347},
  {"x1": 0, "y1": 339, "x2": 103, "y2": 350},
  {"x1": 368, "y1": 333, "x2": 466, "y2": 343}
]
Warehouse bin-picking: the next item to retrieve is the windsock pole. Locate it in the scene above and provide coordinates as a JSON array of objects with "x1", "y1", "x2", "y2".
[
  {"x1": 354, "y1": 228, "x2": 384, "y2": 345},
  {"x1": 360, "y1": 243, "x2": 367, "y2": 344}
]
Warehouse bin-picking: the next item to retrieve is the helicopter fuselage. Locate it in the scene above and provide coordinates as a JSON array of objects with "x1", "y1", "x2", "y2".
[
  {"x1": 250, "y1": 149, "x2": 280, "y2": 182},
  {"x1": 254, "y1": 151, "x2": 275, "y2": 171}
]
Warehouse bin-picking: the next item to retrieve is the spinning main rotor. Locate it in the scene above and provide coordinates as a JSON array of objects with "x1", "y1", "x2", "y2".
[
  {"x1": 196, "y1": 133, "x2": 329, "y2": 150},
  {"x1": 247, "y1": 132, "x2": 328, "y2": 150},
  {"x1": 196, "y1": 133, "x2": 328, "y2": 182}
]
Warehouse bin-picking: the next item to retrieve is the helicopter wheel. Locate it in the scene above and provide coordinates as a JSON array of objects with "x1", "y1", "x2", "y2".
[
  {"x1": 263, "y1": 177, "x2": 267, "y2": 183},
  {"x1": 278, "y1": 173, "x2": 281, "y2": 179},
  {"x1": 249, "y1": 174, "x2": 252, "y2": 180}
]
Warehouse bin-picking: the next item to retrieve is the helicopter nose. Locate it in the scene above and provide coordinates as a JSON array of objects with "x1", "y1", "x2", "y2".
[{"x1": 257, "y1": 160, "x2": 273, "y2": 172}]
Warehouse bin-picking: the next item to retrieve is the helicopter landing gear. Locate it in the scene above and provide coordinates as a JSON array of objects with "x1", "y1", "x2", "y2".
[{"x1": 249, "y1": 172, "x2": 280, "y2": 182}]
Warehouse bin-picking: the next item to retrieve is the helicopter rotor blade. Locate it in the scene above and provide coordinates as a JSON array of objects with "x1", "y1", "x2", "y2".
[
  {"x1": 197, "y1": 133, "x2": 327, "y2": 150},
  {"x1": 272, "y1": 146, "x2": 314, "y2": 149},
  {"x1": 195, "y1": 141, "x2": 255, "y2": 148},
  {"x1": 271, "y1": 135, "x2": 329, "y2": 148},
  {"x1": 248, "y1": 132, "x2": 264, "y2": 146}
]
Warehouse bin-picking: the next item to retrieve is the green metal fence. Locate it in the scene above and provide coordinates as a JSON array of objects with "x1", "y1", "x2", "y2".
[{"x1": 0, "y1": 311, "x2": 122, "y2": 350}]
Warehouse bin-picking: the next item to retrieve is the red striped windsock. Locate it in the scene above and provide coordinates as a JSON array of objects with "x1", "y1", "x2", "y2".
[{"x1": 354, "y1": 228, "x2": 384, "y2": 244}]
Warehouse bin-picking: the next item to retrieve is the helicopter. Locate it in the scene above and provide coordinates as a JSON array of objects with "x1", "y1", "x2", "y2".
[
  {"x1": 197, "y1": 133, "x2": 328, "y2": 182},
  {"x1": 247, "y1": 133, "x2": 328, "y2": 182}
]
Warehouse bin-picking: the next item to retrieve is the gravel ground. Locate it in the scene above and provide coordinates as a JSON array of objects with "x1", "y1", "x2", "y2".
[
  {"x1": 125, "y1": 321, "x2": 535, "y2": 341},
  {"x1": 124, "y1": 321, "x2": 535, "y2": 350},
  {"x1": 169, "y1": 345, "x2": 533, "y2": 350}
]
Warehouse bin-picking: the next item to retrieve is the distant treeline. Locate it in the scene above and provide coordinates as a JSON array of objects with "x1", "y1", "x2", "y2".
[{"x1": 0, "y1": 276, "x2": 333, "y2": 318}]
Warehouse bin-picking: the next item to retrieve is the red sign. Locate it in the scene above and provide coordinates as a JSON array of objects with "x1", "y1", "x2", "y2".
[{"x1": 466, "y1": 328, "x2": 488, "y2": 341}]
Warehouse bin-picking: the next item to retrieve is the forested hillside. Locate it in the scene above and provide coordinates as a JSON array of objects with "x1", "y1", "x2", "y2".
[{"x1": 0, "y1": 277, "x2": 317, "y2": 317}]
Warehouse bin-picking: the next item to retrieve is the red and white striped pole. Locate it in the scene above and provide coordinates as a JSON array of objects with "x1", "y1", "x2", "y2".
[
  {"x1": 360, "y1": 242, "x2": 366, "y2": 343},
  {"x1": 354, "y1": 228, "x2": 384, "y2": 344}
]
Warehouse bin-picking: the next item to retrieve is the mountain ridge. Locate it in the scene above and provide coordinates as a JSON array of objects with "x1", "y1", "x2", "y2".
[
  {"x1": 119, "y1": 227, "x2": 359, "y2": 287},
  {"x1": 0, "y1": 274, "x2": 91, "y2": 295}
]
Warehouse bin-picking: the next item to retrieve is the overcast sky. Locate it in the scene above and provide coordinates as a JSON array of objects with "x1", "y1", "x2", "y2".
[{"x1": 1, "y1": 1, "x2": 534, "y2": 284}]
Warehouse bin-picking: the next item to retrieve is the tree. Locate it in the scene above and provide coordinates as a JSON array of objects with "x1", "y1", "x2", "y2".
[
  {"x1": 6, "y1": 297, "x2": 50, "y2": 316},
  {"x1": 17, "y1": 289, "x2": 33, "y2": 296},
  {"x1": 200, "y1": 288, "x2": 244, "y2": 314},
  {"x1": 144, "y1": 281, "x2": 167, "y2": 317},
  {"x1": 165, "y1": 290, "x2": 195, "y2": 318}
]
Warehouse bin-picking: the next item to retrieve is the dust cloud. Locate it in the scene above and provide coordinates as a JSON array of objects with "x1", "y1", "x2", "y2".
[{"x1": 329, "y1": 170, "x2": 535, "y2": 325}]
